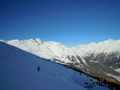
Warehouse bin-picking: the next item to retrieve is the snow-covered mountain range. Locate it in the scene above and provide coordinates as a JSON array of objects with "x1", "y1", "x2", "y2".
[
  {"x1": 0, "y1": 41, "x2": 113, "y2": 90},
  {"x1": 1, "y1": 38, "x2": 120, "y2": 84}
]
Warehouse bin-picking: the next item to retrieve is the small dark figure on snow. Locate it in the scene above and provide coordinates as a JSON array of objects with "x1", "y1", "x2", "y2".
[{"x1": 37, "y1": 66, "x2": 40, "y2": 72}]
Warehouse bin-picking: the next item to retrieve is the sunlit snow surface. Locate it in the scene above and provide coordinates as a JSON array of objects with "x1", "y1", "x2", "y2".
[
  {"x1": 0, "y1": 42, "x2": 108, "y2": 90},
  {"x1": 5, "y1": 39, "x2": 120, "y2": 59}
]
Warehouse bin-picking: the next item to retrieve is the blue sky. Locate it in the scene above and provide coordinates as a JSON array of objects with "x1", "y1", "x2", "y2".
[{"x1": 0, "y1": 0, "x2": 120, "y2": 46}]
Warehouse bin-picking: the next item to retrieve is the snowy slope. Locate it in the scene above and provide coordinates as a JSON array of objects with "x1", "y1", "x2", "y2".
[
  {"x1": 115, "y1": 68, "x2": 120, "y2": 73},
  {"x1": 4, "y1": 39, "x2": 120, "y2": 69},
  {"x1": 73, "y1": 39, "x2": 120, "y2": 56},
  {"x1": 1, "y1": 39, "x2": 120, "y2": 85},
  {"x1": 0, "y1": 41, "x2": 84, "y2": 90},
  {"x1": 0, "y1": 41, "x2": 110, "y2": 90},
  {"x1": 5, "y1": 39, "x2": 120, "y2": 62},
  {"x1": 5, "y1": 39, "x2": 77, "y2": 64}
]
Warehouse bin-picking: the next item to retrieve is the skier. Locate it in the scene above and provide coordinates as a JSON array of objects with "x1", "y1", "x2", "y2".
[{"x1": 37, "y1": 66, "x2": 40, "y2": 72}]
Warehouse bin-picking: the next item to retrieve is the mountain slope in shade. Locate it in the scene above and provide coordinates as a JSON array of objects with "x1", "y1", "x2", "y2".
[
  {"x1": 0, "y1": 42, "x2": 110, "y2": 90},
  {"x1": 1, "y1": 39, "x2": 120, "y2": 84}
]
